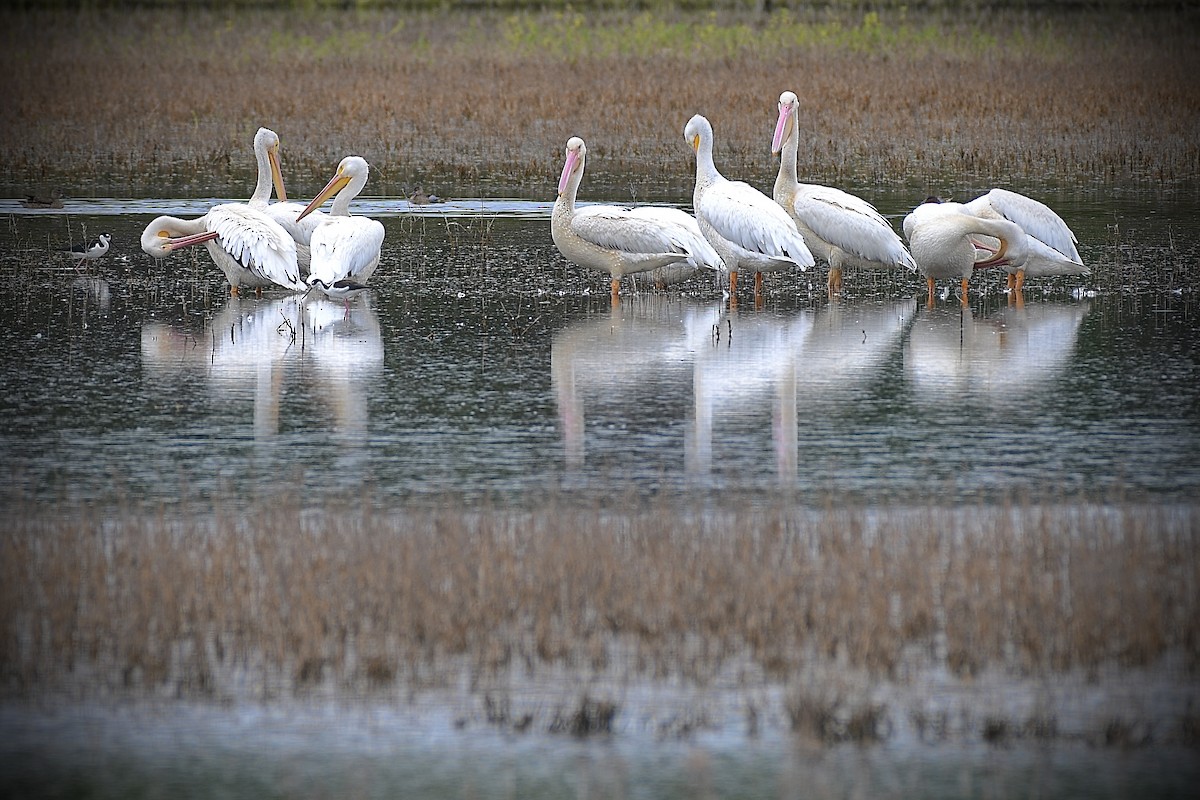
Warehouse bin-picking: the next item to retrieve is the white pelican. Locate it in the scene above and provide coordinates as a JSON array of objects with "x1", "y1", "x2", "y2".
[
  {"x1": 140, "y1": 204, "x2": 304, "y2": 296},
  {"x1": 903, "y1": 202, "x2": 1036, "y2": 306},
  {"x1": 552, "y1": 136, "x2": 720, "y2": 303},
  {"x1": 684, "y1": 114, "x2": 813, "y2": 304},
  {"x1": 771, "y1": 91, "x2": 915, "y2": 294},
  {"x1": 247, "y1": 127, "x2": 324, "y2": 267},
  {"x1": 296, "y1": 156, "x2": 385, "y2": 303},
  {"x1": 63, "y1": 232, "x2": 111, "y2": 269},
  {"x1": 905, "y1": 190, "x2": 1086, "y2": 292}
]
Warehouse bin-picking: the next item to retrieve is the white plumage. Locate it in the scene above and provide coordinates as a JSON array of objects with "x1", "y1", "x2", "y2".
[
  {"x1": 140, "y1": 204, "x2": 304, "y2": 295},
  {"x1": 297, "y1": 156, "x2": 384, "y2": 301},
  {"x1": 771, "y1": 91, "x2": 914, "y2": 293},
  {"x1": 552, "y1": 136, "x2": 720, "y2": 301},
  {"x1": 904, "y1": 189, "x2": 1086, "y2": 291},
  {"x1": 245, "y1": 127, "x2": 323, "y2": 273},
  {"x1": 683, "y1": 114, "x2": 813, "y2": 303}
]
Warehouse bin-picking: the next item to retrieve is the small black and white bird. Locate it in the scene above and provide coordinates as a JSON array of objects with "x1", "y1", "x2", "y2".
[
  {"x1": 64, "y1": 233, "x2": 111, "y2": 269},
  {"x1": 306, "y1": 277, "x2": 369, "y2": 312}
]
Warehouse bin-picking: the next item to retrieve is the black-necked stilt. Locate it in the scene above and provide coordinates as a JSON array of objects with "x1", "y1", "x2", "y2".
[
  {"x1": 64, "y1": 233, "x2": 111, "y2": 269},
  {"x1": 306, "y1": 277, "x2": 369, "y2": 313}
]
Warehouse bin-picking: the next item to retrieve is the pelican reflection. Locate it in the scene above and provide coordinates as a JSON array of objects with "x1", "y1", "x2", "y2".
[
  {"x1": 904, "y1": 300, "x2": 1091, "y2": 407},
  {"x1": 551, "y1": 295, "x2": 695, "y2": 469},
  {"x1": 141, "y1": 295, "x2": 383, "y2": 439}
]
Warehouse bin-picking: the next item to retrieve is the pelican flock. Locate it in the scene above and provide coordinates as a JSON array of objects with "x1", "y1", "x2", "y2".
[
  {"x1": 551, "y1": 136, "x2": 720, "y2": 302},
  {"x1": 684, "y1": 114, "x2": 813, "y2": 303},
  {"x1": 126, "y1": 101, "x2": 1087, "y2": 313},
  {"x1": 771, "y1": 91, "x2": 915, "y2": 293}
]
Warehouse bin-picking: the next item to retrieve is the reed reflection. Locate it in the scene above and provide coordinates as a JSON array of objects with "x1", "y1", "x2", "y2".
[
  {"x1": 904, "y1": 300, "x2": 1091, "y2": 406},
  {"x1": 140, "y1": 295, "x2": 383, "y2": 439}
]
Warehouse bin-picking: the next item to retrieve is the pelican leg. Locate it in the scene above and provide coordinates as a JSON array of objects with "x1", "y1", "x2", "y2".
[
  {"x1": 729, "y1": 271, "x2": 739, "y2": 306},
  {"x1": 828, "y1": 267, "x2": 842, "y2": 295},
  {"x1": 255, "y1": 287, "x2": 264, "y2": 298},
  {"x1": 926, "y1": 276, "x2": 936, "y2": 308},
  {"x1": 610, "y1": 277, "x2": 621, "y2": 306},
  {"x1": 960, "y1": 277, "x2": 970, "y2": 306},
  {"x1": 1006, "y1": 272, "x2": 1016, "y2": 292},
  {"x1": 230, "y1": 285, "x2": 240, "y2": 297},
  {"x1": 754, "y1": 271, "x2": 764, "y2": 301},
  {"x1": 1015, "y1": 269, "x2": 1026, "y2": 292}
]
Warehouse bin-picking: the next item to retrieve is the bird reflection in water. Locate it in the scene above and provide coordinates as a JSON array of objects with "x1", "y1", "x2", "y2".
[
  {"x1": 904, "y1": 300, "x2": 1091, "y2": 407},
  {"x1": 140, "y1": 295, "x2": 383, "y2": 440},
  {"x1": 551, "y1": 297, "x2": 917, "y2": 485}
]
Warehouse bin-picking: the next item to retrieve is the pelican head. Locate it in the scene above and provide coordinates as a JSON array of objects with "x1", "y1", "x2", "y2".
[
  {"x1": 298, "y1": 155, "x2": 370, "y2": 221},
  {"x1": 683, "y1": 114, "x2": 711, "y2": 154},
  {"x1": 140, "y1": 215, "x2": 218, "y2": 259},
  {"x1": 557, "y1": 137, "x2": 586, "y2": 196},
  {"x1": 771, "y1": 91, "x2": 800, "y2": 156},
  {"x1": 253, "y1": 127, "x2": 288, "y2": 203}
]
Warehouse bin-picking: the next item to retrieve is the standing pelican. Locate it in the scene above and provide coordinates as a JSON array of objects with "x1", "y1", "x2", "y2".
[
  {"x1": 296, "y1": 156, "x2": 385, "y2": 304},
  {"x1": 904, "y1": 202, "x2": 1034, "y2": 306},
  {"x1": 552, "y1": 137, "x2": 720, "y2": 303},
  {"x1": 906, "y1": 190, "x2": 1086, "y2": 292},
  {"x1": 247, "y1": 127, "x2": 324, "y2": 265},
  {"x1": 140, "y1": 205, "x2": 304, "y2": 295},
  {"x1": 771, "y1": 91, "x2": 915, "y2": 294},
  {"x1": 684, "y1": 114, "x2": 813, "y2": 304}
]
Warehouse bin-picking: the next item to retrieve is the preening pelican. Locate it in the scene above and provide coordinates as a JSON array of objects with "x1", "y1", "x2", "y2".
[
  {"x1": 140, "y1": 205, "x2": 304, "y2": 295},
  {"x1": 296, "y1": 156, "x2": 385, "y2": 303},
  {"x1": 247, "y1": 127, "x2": 324, "y2": 264},
  {"x1": 771, "y1": 91, "x2": 915, "y2": 294},
  {"x1": 552, "y1": 137, "x2": 721, "y2": 303},
  {"x1": 903, "y1": 202, "x2": 1031, "y2": 306},
  {"x1": 684, "y1": 114, "x2": 813, "y2": 303},
  {"x1": 905, "y1": 190, "x2": 1086, "y2": 291}
]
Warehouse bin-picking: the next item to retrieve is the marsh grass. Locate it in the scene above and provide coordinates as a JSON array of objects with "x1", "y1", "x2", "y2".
[
  {"x1": 1, "y1": 6, "x2": 1198, "y2": 198},
  {"x1": 3, "y1": 490, "x2": 1197, "y2": 741}
]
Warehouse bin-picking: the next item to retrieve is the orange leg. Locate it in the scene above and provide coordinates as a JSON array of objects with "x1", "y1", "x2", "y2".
[
  {"x1": 960, "y1": 277, "x2": 970, "y2": 306},
  {"x1": 729, "y1": 271, "x2": 739, "y2": 306},
  {"x1": 610, "y1": 277, "x2": 621, "y2": 306},
  {"x1": 926, "y1": 276, "x2": 936, "y2": 308},
  {"x1": 1015, "y1": 269, "x2": 1026, "y2": 292},
  {"x1": 754, "y1": 271, "x2": 764, "y2": 301},
  {"x1": 1006, "y1": 272, "x2": 1016, "y2": 291},
  {"x1": 230, "y1": 285, "x2": 240, "y2": 297},
  {"x1": 828, "y1": 267, "x2": 842, "y2": 294}
]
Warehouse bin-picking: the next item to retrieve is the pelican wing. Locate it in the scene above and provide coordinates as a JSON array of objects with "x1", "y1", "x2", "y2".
[
  {"x1": 309, "y1": 217, "x2": 385, "y2": 285},
  {"x1": 207, "y1": 204, "x2": 304, "y2": 290},
  {"x1": 624, "y1": 206, "x2": 723, "y2": 270},
  {"x1": 970, "y1": 189, "x2": 1082, "y2": 263},
  {"x1": 792, "y1": 185, "x2": 914, "y2": 269},
  {"x1": 572, "y1": 205, "x2": 691, "y2": 259},
  {"x1": 1018, "y1": 233, "x2": 1092, "y2": 277},
  {"x1": 699, "y1": 180, "x2": 814, "y2": 267}
]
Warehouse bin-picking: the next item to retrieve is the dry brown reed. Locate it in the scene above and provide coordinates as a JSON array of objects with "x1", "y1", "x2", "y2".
[
  {"x1": 1, "y1": 6, "x2": 1198, "y2": 198},
  {"x1": 3, "y1": 493, "x2": 1196, "y2": 736}
]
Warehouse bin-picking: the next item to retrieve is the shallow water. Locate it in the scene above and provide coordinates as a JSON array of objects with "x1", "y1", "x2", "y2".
[
  {"x1": 2, "y1": 190, "x2": 1199, "y2": 797},
  {"x1": 1, "y1": 192, "x2": 1197, "y2": 507}
]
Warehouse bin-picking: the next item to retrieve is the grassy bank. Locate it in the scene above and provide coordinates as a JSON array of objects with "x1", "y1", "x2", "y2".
[
  {"x1": 3, "y1": 494, "x2": 1197, "y2": 741},
  {"x1": 2, "y1": 5, "x2": 1198, "y2": 199}
]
